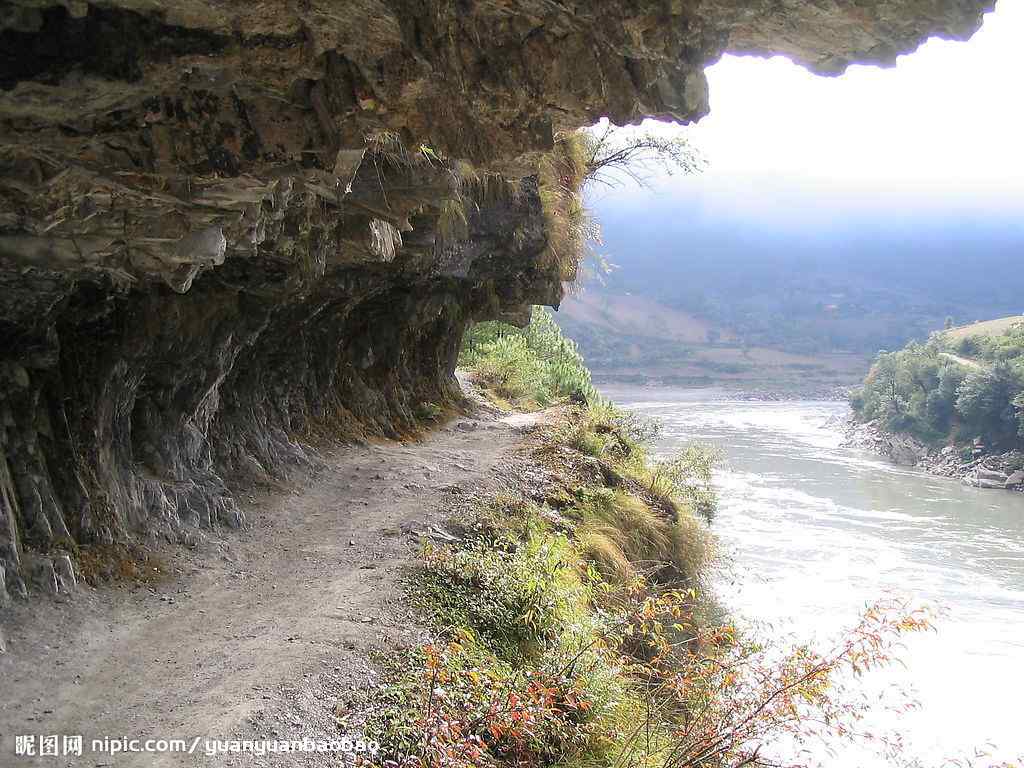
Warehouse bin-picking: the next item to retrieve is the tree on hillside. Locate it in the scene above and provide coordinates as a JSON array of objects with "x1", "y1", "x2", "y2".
[
  {"x1": 955, "y1": 362, "x2": 1024, "y2": 446},
  {"x1": 853, "y1": 343, "x2": 953, "y2": 440},
  {"x1": 924, "y1": 364, "x2": 965, "y2": 435},
  {"x1": 859, "y1": 351, "x2": 904, "y2": 420},
  {"x1": 1015, "y1": 391, "x2": 1024, "y2": 438},
  {"x1": 955, "y1": 336, "x2": 981, "y2": 356}
]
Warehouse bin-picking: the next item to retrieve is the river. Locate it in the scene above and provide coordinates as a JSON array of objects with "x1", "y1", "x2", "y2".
[{"x1": 601, "y1": 385, "x2": 1024, "y2": 766}]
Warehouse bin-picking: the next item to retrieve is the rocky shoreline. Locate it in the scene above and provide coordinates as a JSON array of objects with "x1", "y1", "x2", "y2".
[{"x1": 841, "y1": 419, "x2": 1024, "y2": 491}]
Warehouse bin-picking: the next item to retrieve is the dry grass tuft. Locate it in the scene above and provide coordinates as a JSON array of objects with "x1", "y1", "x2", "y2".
[
  {"x1": 578, "y1": 528, "x2": 636, "y2": 584},
  {"x1": 577, "y1": 488, "x2": 711, "y2": 588},
  {"x1": 537, "y1": 131, "x2": 600, "y2": 283}
]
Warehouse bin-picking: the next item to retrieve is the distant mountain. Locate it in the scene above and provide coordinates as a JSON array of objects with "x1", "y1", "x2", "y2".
[{"x1": 553, "y1": 183, "x2": 1024, "y2": 389}]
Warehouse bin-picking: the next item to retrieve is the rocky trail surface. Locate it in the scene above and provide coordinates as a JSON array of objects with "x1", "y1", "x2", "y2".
[{"x1": 0, "y1": 393, "x2": 542, "y2": 767}]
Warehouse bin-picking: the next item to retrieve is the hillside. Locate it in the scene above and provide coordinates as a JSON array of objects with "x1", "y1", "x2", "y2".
[
  {"x1": 851, "y1": 316, "x2": 1024, "y2": 449},
  {"x1": 941, "y1": 315, "x2": 1024, "y2": 342},
  {"x1": 556, "y1": 290, "x2": 871, "y2": 391},
  {"x1": 560, "y1": 291, "x2": 734, "y2": 345}
]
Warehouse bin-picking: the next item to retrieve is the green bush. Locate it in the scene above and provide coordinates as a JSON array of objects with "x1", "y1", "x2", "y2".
[
  {"x1": 370, "y1": 396, "x2": 725, "y2": 768},
  {"x1": 415, "y1": 528, "x2": 586, "y2": 663},
  {"x1": 371, "y1": 520, "x2": 652, "y2": 767},
  {"x1": 460, "y1": 306, "x2": 596, "y2": 406},
  {"x1": 647, "y1": 443, "x2": 722, "y2": 522},
  {"x1": 472, "y1": 334, "x2": 551, "y2": 404}
]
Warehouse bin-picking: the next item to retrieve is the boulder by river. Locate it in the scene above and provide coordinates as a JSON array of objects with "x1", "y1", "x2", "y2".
[{"x1": 841, "y1": 419, "x2": 1024, "y2": 491}]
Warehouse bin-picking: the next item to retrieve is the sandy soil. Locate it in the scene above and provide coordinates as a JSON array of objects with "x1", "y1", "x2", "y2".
[{"x1": 0, "y1": 387, "x2": 543, "y2": 767}]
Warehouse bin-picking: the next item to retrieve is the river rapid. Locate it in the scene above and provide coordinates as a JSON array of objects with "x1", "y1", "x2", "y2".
[{"x1": 601, "y1": 385, "x2": 1024, "y2": 766}]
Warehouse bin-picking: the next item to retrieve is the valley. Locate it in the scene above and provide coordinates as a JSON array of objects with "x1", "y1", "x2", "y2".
[{"x1": 557, "y1": 291, "x2": 870, "y2": 393}]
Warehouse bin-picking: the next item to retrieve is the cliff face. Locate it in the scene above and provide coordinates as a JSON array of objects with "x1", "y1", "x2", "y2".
[{"x1": 0, "y1": 0, "x2": 991, "y2": 601}]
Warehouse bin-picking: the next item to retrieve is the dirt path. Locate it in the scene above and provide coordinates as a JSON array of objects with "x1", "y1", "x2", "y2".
[
  {"x1": 938, "y1": 351, "x2": 985, "y2": 371},
  {"x1": 0, "y1": 394, "x2": 541, "y2": 767}
]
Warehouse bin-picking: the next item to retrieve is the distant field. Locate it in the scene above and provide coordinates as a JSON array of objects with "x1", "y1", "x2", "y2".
[
  {"x1": 942, "y1": 315, "x2": 1024, "y2": 341},
  {"x1": 560, "y1": 292, "x2": 736, "y2": 344},
  {"x1": 589, "y1": 351, "x2": 869, "y2": 386},
  {"x1": 558, "y1": 292, "x2": 871, "y2": 389}
]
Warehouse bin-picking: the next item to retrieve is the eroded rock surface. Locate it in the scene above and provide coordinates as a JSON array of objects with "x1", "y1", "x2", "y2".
[{"x1": 0, "y1": 0, "x2": 993, "y2": 600}]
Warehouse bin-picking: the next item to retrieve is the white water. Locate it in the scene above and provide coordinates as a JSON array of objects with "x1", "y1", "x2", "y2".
[{"x1": 603, "y1": 386, "x2": 1024, "y2": 765}]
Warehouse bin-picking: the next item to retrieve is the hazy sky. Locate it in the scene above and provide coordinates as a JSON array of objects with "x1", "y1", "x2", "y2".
[{"x1": 598, "y1": 1, "x2": 1023, "y2": 214}]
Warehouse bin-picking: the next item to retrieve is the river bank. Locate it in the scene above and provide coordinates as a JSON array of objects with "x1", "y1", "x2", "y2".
[
  {"x1": 841, "y1": 417, "x2": 1024, "y2": 490},
  {"x1": 610, "y1": 387, "x2": 1024, "y2": 766}
]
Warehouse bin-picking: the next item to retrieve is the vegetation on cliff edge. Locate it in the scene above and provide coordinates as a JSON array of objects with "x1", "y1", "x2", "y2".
[
  {"x1": 460, "y1": 306, "x2": 596, "y2": 408},
  {"x1": 366, "y1": 360, "x2": 937, "y2": 767}
]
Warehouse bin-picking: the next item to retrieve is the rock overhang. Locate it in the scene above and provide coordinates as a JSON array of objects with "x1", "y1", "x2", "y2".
[{"x1": 0, "y1": 0, "x2": 995, "y2": 600}]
